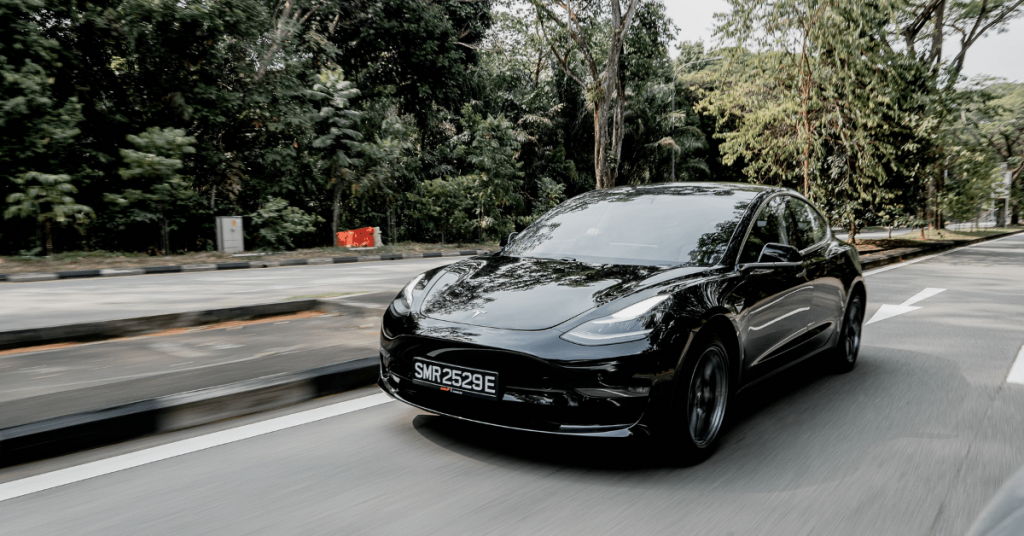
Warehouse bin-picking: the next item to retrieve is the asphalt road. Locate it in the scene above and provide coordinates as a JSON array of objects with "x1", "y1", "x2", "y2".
[
  {"x1": 2, "y1": 234, "x2": 1023, "y2": 535},
  {"x1": 0, "y1": 257, "x2": 458, "y2": 331},
  {"x1": 0, "y1": 304, "x2": 387, "y2": 428}
]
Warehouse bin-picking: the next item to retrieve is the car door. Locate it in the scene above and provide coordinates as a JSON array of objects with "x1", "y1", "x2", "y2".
[
  {"x1": 785, "y1": 197, "x2": 843, "y2": 348},
  {"x1": 731, "y1": 195, "x2": 813, "y2": 382}
]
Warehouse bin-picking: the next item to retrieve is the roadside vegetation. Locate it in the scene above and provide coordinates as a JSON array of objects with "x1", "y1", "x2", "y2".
[{"x1": 1, "y1": 0, "x2": 1022, "y2": 257}]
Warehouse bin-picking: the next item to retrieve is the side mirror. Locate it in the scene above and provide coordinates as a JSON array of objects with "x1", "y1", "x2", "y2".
[
  {"x1": 500, "y1": 232, "x2": 519, "y2": 248},
  {"x1": 758, "y1": 243, "x2": 801, "y2": 263}
]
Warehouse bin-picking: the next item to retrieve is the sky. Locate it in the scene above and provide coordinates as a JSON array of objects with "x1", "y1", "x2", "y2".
[{"x1": 663, "y1": 1, "x2": 1024, "y2": 83}]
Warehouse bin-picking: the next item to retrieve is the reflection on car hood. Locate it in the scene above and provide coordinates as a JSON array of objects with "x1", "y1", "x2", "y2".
[{"x1": 419, "y1": 255, "x2": 709, "y2": 330}]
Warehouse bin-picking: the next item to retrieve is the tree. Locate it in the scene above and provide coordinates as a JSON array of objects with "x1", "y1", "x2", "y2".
[
  {"x1": 965, "y1": 81, "x2": 1024, "y2": 223},
  {"x1": 898, "y1": 0, "x2": 1024, "y2": 228},
  {"x1": 109, "y1": 127, "x2": 197, "y2": 254},
  {"x1": 901, "y1": 0, "x2": 1024, "y2": 89},
  {"x1": 453, "y1": 107, "x2": 525, "y2": 239},
  {"x1": 1, "y1": 0, "x2": 88, "y2": 252},
  {"x1": 532, "y1": 0, "x2": 642, "y2": 189},
  {"x1": 357, "y1": 112, "x2": 421, "y2": 244},
  {"x1": 704, "y1": 0, "x2": 934, "y2": 243},
  {"x1": 5, "y1": 172, "x2": 93, "y2": 256},
  {"x1": 309, "y1": 69, "x2": 363, "y2": 244},
  {"x1": 413, "y1": 176, "x2": 478, "y2": 244},
  {"x1": 249, "y1": 196, "x2": 323, "y2": 251}
]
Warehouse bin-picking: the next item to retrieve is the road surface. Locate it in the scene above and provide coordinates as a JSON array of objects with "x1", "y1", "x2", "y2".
[
  {"x1": 1, "y1": 234, "x2": 1023, "y2": 535},
  {"x1": 0, "y1": 257, "x2": 458, "y2": 331}
]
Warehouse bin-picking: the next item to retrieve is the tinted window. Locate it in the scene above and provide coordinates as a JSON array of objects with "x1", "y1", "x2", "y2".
[
  {"x1": 786, "y1": 198, "x2": 828, "y2": 250},
  {"x1": 739, "y1": 196, "x2": 788, "y2": 264},
  {"x1": 504, "y1": 186, "x2": 757, "y2": 267}
]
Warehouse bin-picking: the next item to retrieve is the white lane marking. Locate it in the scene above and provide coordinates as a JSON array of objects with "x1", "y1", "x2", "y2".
[
  {"x1": 866, "y1": 288, "x2": 946, "y2": 325},
  {"x1": 901, "y1": 287, "x2": 946, "y2": 307},
  {"x1": 750, "y1": 307, "x2": 810, "y2": 331},
  {"x1": 1008, "y1": 345, "x2": 1024, "y2": 385},
  {"x1": 864, "y1": 232, "x2": 1024, "y2": 276},
  {"x1": 0, "y1": 392, "x2": 393, "y2": 503}
]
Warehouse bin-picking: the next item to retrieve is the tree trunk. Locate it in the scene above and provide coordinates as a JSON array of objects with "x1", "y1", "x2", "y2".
[
  {"x1": 160, "y1": 209, "x2": 170, "y2": 255},
  {"x1": 798, "y1": 28, "x2": 812, "y2": 197},
  {"x1": 332, "y1": 179, "x2": 342, "y2": 246},
  {"x1": 848, "y1": 217, "x2": 857, "y2": 245},
  {"x1": 388, "y1": 203, "x2": 395, "y2": 245},
  {"x1": 928, "y1": 0, "x2": 944, "y2": 65},
  {"x1": 45, "y1": 221, "x2": 53, "y2": 257},
  {"x1": 593, "y1": 98, "x2": 612, "y2": 189},
  {"x1": 1013, "y1": 167, "x2": 1022, "y2": 225},
  {"x1": 934, "y1": 166, "x2": 945, "y2": 230}
]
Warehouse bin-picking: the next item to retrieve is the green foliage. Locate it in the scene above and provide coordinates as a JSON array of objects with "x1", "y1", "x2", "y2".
[
  {"x1": 4, "y1": 171, "x2": 92, "y2": 224},
  {"x1": 4, "y1": 171, "x2": 93, "y2": 255},
  {"x1": 2, "y1": 0, "x2": 1020, "y2": 254},
  {"x1": 412, "y1": 176, "x2": 479, "y2": 244},
  {"x1": 703, "y1": 0, "x2": 936, "y2": 233},
  {"x1": 451, "y1": 107, "x2": 525, "y2": 238},
  {"x1": 249, "y1": 197, "x2": 324, "y2": 251},
  {"x1": 309, "y1": 68, "x2": 364, "y2": 241},
  {"x1": 108, "y1": 127, "x2": 197, "y2": 253}
]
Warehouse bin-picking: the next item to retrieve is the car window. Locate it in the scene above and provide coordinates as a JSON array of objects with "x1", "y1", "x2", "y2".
[
  {"x1": 786, "y1": 198, "x2": 828, "y2": 250},
  {"x1": 739, "y1": 196, "x2": 787, "y2": 264},
  {"x1": 503, "y1": 186, "x2": 758, "y2": 267}
]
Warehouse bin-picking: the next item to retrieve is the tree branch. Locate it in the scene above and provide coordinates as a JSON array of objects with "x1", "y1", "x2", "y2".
[{"x1": 532, "y1": 0, "x2": 599, "y2": 80}]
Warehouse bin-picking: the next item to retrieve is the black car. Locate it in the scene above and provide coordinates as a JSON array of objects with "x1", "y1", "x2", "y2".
[{"x1": 378, "y1": 182, "x2": 865, "y2": 462}]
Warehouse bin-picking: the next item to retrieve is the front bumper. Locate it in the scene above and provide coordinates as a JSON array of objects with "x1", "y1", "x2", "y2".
[
  {"x1": 379, "y1": 375, "x2": 639, "y2": 437},
  {"x1": 379, "y1": 335, "x2": 664, "y2": 437}
]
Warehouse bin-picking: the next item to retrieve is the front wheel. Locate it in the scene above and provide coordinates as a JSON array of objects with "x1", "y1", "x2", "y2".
[
  {"x1": 832, "y1": 294, "x2": 864, "y2": 373},
  {"x1": 664, "y1": 335, "x2": 730, "y2": 465}
]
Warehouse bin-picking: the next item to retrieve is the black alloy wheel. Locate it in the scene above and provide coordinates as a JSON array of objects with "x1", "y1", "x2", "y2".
[
  {"x1": 666, "y1": 334, "x2": 730, "y2": 464},
  {"x1": 833, "y1": 294, "x2": 864, "y2": 373}
]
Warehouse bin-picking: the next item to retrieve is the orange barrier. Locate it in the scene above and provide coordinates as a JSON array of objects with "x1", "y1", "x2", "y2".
[{"x1": 336, "y1": 227, "x2": 376, "y2": 247}]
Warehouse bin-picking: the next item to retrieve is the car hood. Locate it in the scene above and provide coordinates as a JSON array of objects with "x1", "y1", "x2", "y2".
[{"x1": 419, "y1": 255, "x2": 710, "y2": 330}]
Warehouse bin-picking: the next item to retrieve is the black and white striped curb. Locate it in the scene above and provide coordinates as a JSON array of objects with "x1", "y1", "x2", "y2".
[
  {"x1": 0, "y1": 249, "x2": 488, "y2": 283},
  {"x1": 0, "y1": 358, "x2": 378, "y2": 467}
]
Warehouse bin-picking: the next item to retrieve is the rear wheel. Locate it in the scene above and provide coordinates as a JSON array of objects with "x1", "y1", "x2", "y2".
[
  {"x1": 664, "y1": 335, "x2": 730, "y2": 464},
  {"x1": 832, "y1": 294, "x2": 864, "y2": 373}
]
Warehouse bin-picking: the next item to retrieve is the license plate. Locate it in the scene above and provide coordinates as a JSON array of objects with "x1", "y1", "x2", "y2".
[{"x1": 412, "y1": 359, "x2": 499, "y2": 400}]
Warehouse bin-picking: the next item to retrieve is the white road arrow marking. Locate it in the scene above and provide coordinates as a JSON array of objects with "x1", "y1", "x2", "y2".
[
  {"x1": 1008, "y1": 345, "x2": 1024, "y2": 385},
  {"x1": 866, "y1": 287, "x2": 946, "y2": 325}
]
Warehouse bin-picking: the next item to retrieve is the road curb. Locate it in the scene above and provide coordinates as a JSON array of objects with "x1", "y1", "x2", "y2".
[
  {"x1": 0, "y1": 298, "x2": 384, "y2": 352},
  {"x1": 0, "y1": 358, "x2": 379, "y2": 467},
  {"x1": 0, "y1": 249, "x2": 490, "y2": 283},
  {"x1": 859, "y1": 229, "x2": 1023, "y2": 270}
]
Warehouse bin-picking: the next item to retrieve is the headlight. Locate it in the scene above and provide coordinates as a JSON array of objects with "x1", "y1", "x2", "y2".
[
  {"x1": 561, "y1": 295, "x2": 671, "y2": 346},
  {"x1": 391, "y1": 273, "x2": 427, "y2": 316}
]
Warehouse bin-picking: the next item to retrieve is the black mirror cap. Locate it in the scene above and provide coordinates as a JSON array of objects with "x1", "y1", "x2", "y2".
[
  {"x1": 758, "y1": 242, "x2": 801, "y2": 263},
  {"x1": 500, "y1": 232, "x2": 519, "y2": 248}
]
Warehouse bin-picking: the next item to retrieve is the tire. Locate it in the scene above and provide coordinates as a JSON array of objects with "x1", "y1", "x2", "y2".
[
  {"x1": 662, "y1": 334, "x2": 731, "y2": 465},
  {"x1": 832, "y1": 294, "x2": 864, "y2": 373}
]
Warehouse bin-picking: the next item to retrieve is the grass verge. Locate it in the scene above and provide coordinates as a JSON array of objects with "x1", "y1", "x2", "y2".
[
  {"x1": 0, "y1": 241, "x2": 497, "y2": 274},
  {"x1": 854, "y1": 226, "x2": 1023, "y2": 255}
]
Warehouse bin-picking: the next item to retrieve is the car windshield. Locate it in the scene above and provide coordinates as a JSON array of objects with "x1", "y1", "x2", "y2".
[{"x1": 503, "y1": 185, "x2": 758, "y2": 267}]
